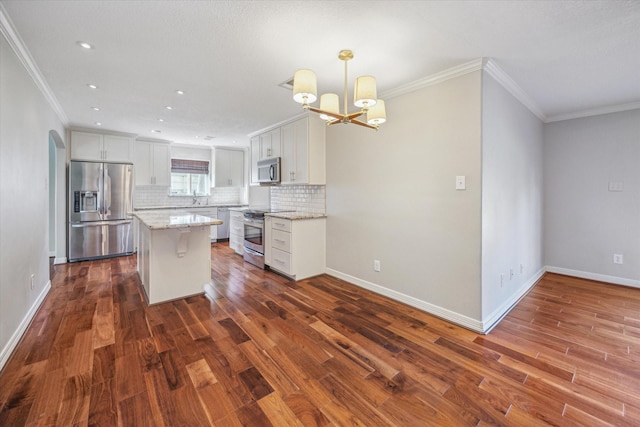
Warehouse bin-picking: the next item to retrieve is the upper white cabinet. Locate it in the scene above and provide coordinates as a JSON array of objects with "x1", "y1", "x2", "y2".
[
  {"x1": 281, "y1": 117, "x2": 325, "y2": 185},
  {"x1": 250, "y1": 128, "x2": 281, "y2": 185},
  {"x1": 214, "y1": 148, "x2": 244, "y2": 187},
  {"x1": 71, "y1": 131, "x2": 133, "y2": 162},
  {"x1": 134, "y1": 140, "x2": 170, "y2": 186},
  {"x1": 249, "y1": 115, "x2": 325, "y2": 186}
]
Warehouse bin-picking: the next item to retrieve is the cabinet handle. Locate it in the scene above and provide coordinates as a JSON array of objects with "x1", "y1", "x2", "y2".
[
  {"x1": 274, "y1": 259, "x2": 285, "y2": 265},
  {"x1": 275, "y1": 222, "x2": 286, "y2": 227},
  {"x1": 275, "y1": 239, "x2": 285, "y2": 243}
]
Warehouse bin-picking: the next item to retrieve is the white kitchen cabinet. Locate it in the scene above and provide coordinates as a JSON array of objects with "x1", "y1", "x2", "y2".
[
  {"x1": 265, "y1": 216, "x2": 325, "y2": 280},
  {"x1": 214, "y1": 148, "x2": 244, "y2": 187},
  {"x1": 71, "y1": 131, "x2": 133, "y2": 162},
  {"x1": 280, "y1": 116, "x2": 325, "y2": 185},
  {"x1": 134, "y1": 140, "x2": 170, "y2": 186},
  {"x1": 229, "y1": 210, "x2": 245, "y2": 255},
  {"x1": 250, "y1": 128, "x2": 281, "y2": 185}
]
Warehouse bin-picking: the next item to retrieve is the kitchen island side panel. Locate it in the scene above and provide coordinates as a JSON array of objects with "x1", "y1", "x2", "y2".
[{"x1": 139, "y1": 224, "x2": 211, "y2": 304}]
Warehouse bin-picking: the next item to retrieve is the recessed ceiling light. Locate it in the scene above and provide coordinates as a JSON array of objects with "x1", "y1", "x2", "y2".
[
  {"x1": 95, "y1": 122, "x2": 102, "y2": 126},
  {"x1": 152, "y1": 129, "x2": 162, "y2": 133},
  {"x1": 175, "y1": 90, "x2": 185, "y2": 95},
  {"x1": 87, "y1": 84, "x2": 98, "y2": 89},
  {"x1": 77, "y1": 41, "x2": 93, "y2": 49},
  {"x1": 165, "y1": 106, "x2": 173, "y2": 110},
  {"x1": 91, "y1": 106, "x2": 100, "y2": 111},
  {"x1": 158, "y1": 118, "x2": 165, "y2": 122}
]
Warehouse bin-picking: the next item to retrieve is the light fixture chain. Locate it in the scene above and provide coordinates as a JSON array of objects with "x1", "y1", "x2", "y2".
[{"x1": 343, "y1": 58, "x2": 348, "y2": 119}]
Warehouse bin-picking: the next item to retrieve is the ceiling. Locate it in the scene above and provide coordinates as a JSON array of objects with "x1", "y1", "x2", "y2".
[{"x1": 1, "y1": 0, "x2": 639, "y2": 147}]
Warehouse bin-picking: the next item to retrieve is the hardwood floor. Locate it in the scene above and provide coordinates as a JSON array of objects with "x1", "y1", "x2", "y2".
[{"x1": 2, "y1": 243, "x2": 639, "y2": 426}]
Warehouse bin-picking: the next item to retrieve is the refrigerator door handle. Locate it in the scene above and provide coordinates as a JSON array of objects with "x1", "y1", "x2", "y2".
[{"x1": 71, "y1": 220, "x2": 132, "y2": 228}]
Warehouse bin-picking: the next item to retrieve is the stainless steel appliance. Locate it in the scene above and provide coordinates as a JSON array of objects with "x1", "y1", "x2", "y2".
[
  {"x1": 257, "y1": 157, "x2": 280, "y2": 185},
  {"x1": 68, "y1": 160, "x2": 134, "y2": 262},
  {"x1": 243, "y1": 210, "x2": 266, "y2": 268}
]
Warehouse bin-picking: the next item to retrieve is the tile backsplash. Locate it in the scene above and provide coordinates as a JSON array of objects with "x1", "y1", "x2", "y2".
[
  {"x1": 134, "y1": 186, "x2": 242, "y2": 208},
  {"x1": 270, "y1": 185, "x2": 325, "y2": 214}
]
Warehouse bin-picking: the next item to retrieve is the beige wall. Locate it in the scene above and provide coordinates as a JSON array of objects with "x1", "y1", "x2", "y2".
[
  {"x1": 0, "y1": 34, "x2": 66, "y2": 368},
  {"x1": 325, "y1": 71, "x2": 483, "y2": 326}
]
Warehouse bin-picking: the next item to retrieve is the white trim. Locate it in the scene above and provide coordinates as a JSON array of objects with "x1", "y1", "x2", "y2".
[
  {"x1": 545, "y1": 102, "x2": 640, "y2": 123},
  {"x1": 380, "y1": 58, "x2": 484, "y2": 100},
  {"x1": 53, "y1": 257, "x2": 67, "y2": 265},
  {"x1": 0, "y1": 280, "x2": 51, "y2": 371},
  {"x1": 0, "y1": 4, "x2": 68, "y2": 125},
  {"x1": 545, "y1": 266, "x2": 640, "y2": 289},
  {"x1": 325, "y1": 268, "x2": 485, "y2": 333},
  {"x1": 481, "y1": 267, "x2": 546, "y2": 333},
  {"x1": 483, "y1": 58, "x2": 547, "y2": 122}
]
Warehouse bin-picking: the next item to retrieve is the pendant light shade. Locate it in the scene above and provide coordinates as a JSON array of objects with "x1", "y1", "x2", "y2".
[
  {"x1": 367, "y1": 99, "x2": 386, "y2": 125},
  {"x1": 319, "y1": 93, "x2": 340, "y2": 121},
  {"x1": 293, "y1": 69, "x2": 317, "y2": 105},
  {"x1": 354, "y1": 76, "x2": 377, "y2": 109},
  {"x1": 291, "y1": 50, "x2": 386, "y2": 130}
]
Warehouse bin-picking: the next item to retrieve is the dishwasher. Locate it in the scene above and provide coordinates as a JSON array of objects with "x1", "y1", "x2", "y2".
[{"x1": 216, "y1": 207, "x2": 230, "y2": 240}]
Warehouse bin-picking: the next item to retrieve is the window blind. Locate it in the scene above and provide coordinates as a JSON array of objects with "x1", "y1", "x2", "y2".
[{"x1": 171, "y1": 159, "x2": 209, "y2": 174}]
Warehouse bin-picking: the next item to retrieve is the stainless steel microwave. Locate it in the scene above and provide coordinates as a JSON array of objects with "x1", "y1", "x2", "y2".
[{"x1": 257, "y1": 157, "x2": 280, "y2": 184}]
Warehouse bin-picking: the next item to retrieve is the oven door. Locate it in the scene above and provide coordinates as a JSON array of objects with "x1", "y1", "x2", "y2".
[{"x1": 243, "y1": 218, "x2": 264, "y2": 253}]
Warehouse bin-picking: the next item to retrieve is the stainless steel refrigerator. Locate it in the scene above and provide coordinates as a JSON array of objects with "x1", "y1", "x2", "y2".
[{"x1": 68, "y1": 161, "x2": 134, "y2": 262}]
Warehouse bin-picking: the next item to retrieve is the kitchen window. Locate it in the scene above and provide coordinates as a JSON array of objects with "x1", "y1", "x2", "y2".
[{"x1": 170, "y1": 159, "x2": 210, "y2": 196}]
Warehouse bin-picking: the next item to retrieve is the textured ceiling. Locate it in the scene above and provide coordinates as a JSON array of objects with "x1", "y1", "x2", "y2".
[{"x1": 1, "y1": 0, "x2": 639, "y2": 147}]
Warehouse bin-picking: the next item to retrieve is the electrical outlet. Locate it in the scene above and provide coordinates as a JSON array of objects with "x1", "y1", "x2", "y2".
[
  {"x1": 520, "y1": 264, "x2": 524, "y2": 274},
  {"x1": 500, "y1": 274, "x2": 504, "y2": 288},
  {"x1": 510, "y1": 269, "x2": 514, "y2": 280},
  {"x1": 374, "y1": 260, "x2": 381, "y2": 272},
  {"x1": 613, "y1": 254, "x2": 623, "y2": 265},
  {"x1": 30, "y1": 274, "x2": 35, "y2": 290}
]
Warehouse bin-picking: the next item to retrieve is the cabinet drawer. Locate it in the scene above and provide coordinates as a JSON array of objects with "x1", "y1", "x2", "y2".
[
  {"x1": 230, "y1": 221, "x2": 244, "y2": 235},
  {"x1": 271, "y1": 229, "x2": 291, "y2": 252},
  {"x1": 271, "y1": 218, "x2": 291, "y2": 232},
  {"x1": 270, "y1": 248, "x2": 292, "y2": 274},
  {"x1": 230, "y1": 211, "x2": 245, "y2": 221}
]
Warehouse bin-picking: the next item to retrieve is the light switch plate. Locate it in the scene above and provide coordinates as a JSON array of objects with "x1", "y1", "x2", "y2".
[
  {"x1": 456, "y1": 176, "x2": 466, "y2": 190},
  {"x1": 608, "y1": 182, "x2": 624, "y2": 192}
]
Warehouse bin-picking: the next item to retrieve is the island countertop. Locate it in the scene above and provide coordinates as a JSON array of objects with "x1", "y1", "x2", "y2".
[{"x1": 131, "y1": 210, "x2": 223, "y2": 230}]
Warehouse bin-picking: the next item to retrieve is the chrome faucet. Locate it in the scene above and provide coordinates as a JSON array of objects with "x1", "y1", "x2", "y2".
[{"x1": 192, "y1": 190, "x2": 198, "y2": 205}]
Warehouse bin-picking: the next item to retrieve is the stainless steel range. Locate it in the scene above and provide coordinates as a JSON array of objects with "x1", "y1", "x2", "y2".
[
  {"x1": 242, "y1": 209, "x2": 293, "y2": 268},
  {"x1": 243, "y1": 210, "x2": 267, "y2": 268}
]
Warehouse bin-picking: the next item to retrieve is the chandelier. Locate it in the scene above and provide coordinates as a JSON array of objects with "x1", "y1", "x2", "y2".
[{"x1": 292, "y1": 50, "x2": 386, "y2": 130}]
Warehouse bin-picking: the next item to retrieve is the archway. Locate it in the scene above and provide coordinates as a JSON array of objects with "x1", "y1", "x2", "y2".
[{"x1": 48, "y1": 130, "x2": 66, "y2": 264}]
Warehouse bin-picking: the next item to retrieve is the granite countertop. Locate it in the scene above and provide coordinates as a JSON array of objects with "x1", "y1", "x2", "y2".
[
  {"x1": 265, "y1": 212, "x2": 327, "y2": 220},
  {"x1": 134, "y1": 204, "x2": 247, "y2": 211},
  {"x1": 132, "y1": 210, "x2": 223, "y2": 230}
]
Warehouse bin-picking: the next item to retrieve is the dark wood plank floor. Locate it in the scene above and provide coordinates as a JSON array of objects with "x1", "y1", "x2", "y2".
[{"x1": 1, "y1": 243, "x2": 639, "y2": 426}]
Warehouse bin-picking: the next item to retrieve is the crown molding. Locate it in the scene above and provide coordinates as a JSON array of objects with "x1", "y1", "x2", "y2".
[
  {"x1": 545, "y1": 101, "x2": 640, "y2": 123},
  {"x1": 483, "y1": 58, "x2": 547, "y2": 122},
  {"x1": 0, "y1": 4, "x2": 68, "y2": 125},
  {"x1": 380, "y1": 58, "x2": 484, "y2": 100}
]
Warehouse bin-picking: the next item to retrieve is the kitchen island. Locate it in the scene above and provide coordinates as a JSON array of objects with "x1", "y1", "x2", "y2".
[{"x1": 131, "y1": 210, "x2": 222, "y2": 305}]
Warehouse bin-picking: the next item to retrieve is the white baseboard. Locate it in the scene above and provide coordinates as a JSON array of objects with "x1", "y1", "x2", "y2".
[
  {"x1": 481, "y1": 267, "x2": 546, "y2": 333},
  {"x1": 53, "y1": 257, "x2": 67, "y2": 265},
  {"x1": 0, "y1": 280, "x2": 51, "y2": 372},
  {"x1": 325, "y1": 268, "x2": 485, "y2": 333},
  {"x1": 545, "y1": 266, "x2": 640, "y2": 289}
]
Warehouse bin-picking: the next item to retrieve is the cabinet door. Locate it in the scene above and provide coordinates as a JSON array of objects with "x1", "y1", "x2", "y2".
[
  {"x1": 260, "y1": 128, "x2": 281, "y2": 159},
  {"x1": 103, "y1": 135, "x2": 133, "y2": 162},
  {"x1": 71, "y1": 131, "x2": 103, "y2": 161},
  {"x1": 250, "y1": 136, "x2": 260, "y2": 185},
  {"x1": 134, "y1": 141, "x2": 152, "y2": 185},
  {"x1": 281, "y1": 118, "x2": 308, "y2": 184},
  {"x1": 280, "y1": 122, "x2": 296, "y2": 184},
  {"x1": 152, "y1": 143, "x2": 170, "y2": 186},
  {"x1": 215, "y1": 149, "x2": 231, "y2": 186}
]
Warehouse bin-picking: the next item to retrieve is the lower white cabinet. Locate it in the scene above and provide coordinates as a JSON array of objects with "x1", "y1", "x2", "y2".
[
  {"x1": 229, "y1": 210, "x2": 245, "y2": 255},
  {"x1": 265, "y1": 216, "x2": 325, "y2": 280}
]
